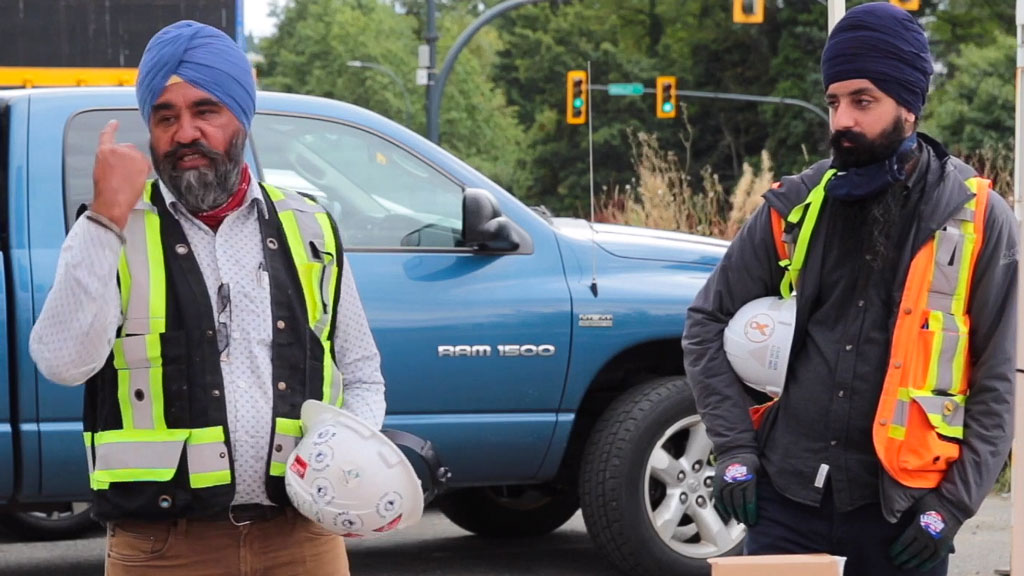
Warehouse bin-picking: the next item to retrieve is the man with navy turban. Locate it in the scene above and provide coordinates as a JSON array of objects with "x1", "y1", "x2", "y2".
[
  {"x1": 29, "y1": 20, "x2": 385, "y2": 575},
  {"x1": 683, "y1": 3, "x2": 1017, "y2": 575}
]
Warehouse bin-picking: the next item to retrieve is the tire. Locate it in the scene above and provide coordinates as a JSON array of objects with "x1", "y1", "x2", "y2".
[
  {"x1": 438, "y1": 484, "x2": 579, "y2": 538},
  {"x1": 580, "y1": 376, "x2": 746, "y2": 576},
  {"x1": 0, "y1": 502, "x2": 99, "y2": 541}
]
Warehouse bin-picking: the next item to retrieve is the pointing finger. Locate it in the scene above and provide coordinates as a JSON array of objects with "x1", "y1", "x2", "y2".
[{"x1": 99, "y1": 120, "x2": 119, "y2": 147}]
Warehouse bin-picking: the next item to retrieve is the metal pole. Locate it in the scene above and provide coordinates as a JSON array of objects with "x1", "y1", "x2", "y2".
[
  {"x1": 589, "y1": 84, "x2": 829, "y2": 124},
  {"x1": 347, "y1": 61, "x2": 413, "y2": 127},
  {"x1": 827, "y1": 0, "x2": 845, "y2": 34},
  {"x1": 1012, "y1": 1, "x2": 1024, "y2": 573},
  {"x1": 428, "y1": 0, "x2": 554, "y2": 144},
  {"x1": 425, "y1": 0, "x2": 439, "y2": 140}
]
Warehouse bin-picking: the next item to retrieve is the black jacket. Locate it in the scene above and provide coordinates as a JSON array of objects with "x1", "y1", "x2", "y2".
[{"x1": 682, "y1": 134, "x2": 1017, "y2": 523}]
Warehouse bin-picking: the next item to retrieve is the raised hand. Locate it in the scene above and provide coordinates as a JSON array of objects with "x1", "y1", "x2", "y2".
[{"x1": 91, "y1": 120, "x2": 151, "y2": 230}]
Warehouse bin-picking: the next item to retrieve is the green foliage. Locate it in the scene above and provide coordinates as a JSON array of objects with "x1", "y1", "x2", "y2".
[
  {"x1": 254, "y1": 0, "x2": 1015, "y2": 219},
  {"x1": 257, "y1": 0, "x2": 526, "y2": 189},
  {"x1": 924, "y1": 32, "x2": 1015, "y2": 154}
]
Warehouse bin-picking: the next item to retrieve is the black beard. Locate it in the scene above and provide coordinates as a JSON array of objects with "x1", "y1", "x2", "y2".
[
  {"x1": 153, "y1": 132, "x2": 246, "y2": 213},
  {"x1": 830, "y1": 116, "x2": 906, "y2": 170}
]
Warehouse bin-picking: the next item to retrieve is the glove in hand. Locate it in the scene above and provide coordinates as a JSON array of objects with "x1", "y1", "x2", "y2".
[
  {"x1": 889, "y1": 493, "x2": 962, "y2": 571},
  {"x1": 713, "y1": 453, "x2": 760, "y2": 526}
]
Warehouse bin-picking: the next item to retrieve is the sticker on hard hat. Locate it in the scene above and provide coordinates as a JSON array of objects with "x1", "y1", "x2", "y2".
[
  {"x1": 744, "y1": 314, "x2": 775, "y2": 343},
  {"x1": 919, "y1": 511, "x2": 946, "y2": 538},
  {"x1": 313, "y1": 425, "x2": 338, "y2": 445},
  {"x1": 289, "y1": 455, "x2": 308, "y2": 480},
  {"x1": 373, "y1": 515, "x2": 403, "y2": 533},
  {"x1": 310, "y1": 446, "x2": 334, "y2": 472},
  {"x1": 723, "y1": 463, "x2": 752, "y2": 483},
  {"x1": 312, "y1": 477, "x2": 336, "y2": 505},
  {"x1": 332, "y1": 511, "x2": 364, "y2": 534},
  {"x1": 376, "y1": 491, "x2": 403, "y2": 518}
]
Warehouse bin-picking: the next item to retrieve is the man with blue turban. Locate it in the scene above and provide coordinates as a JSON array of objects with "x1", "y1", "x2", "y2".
[
  {"x1": 683, "y1": 3, "x2": 1016, "y2": 575},
  {"x1": 30, "y1": 20, "x2": 386, "y2": 575}
]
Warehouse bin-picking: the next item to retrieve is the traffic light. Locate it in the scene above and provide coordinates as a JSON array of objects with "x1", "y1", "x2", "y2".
[
  {"x1": 888, "y1": 0, "x2": 920, "y2": 10},
  {"x1": 733, "y1": 0, "x2": 764, "y2": 23},
  {"x1": 566, "y1": 70, "x2": 587, "y2": 125},
  {"x1": 656, "y1": 76, "x2": 677, "y2": 119}
]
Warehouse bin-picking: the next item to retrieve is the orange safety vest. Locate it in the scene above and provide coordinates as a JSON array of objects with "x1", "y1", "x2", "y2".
[{"x1": 754, "y1": 173, "x2": 991, "y2": 488}]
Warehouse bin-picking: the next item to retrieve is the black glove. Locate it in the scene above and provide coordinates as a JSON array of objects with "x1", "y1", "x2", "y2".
[
  {"x1": 713, "y1": 453, "x2": 760, "y2": 526},
  {"x1": 889, "y1": 493, "x2": 963, "y2": 572}
]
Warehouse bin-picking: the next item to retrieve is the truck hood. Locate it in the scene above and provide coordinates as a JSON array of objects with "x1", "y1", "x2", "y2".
[{"x1": 550, "y1": 218, "x2": 728, "y2": 266}]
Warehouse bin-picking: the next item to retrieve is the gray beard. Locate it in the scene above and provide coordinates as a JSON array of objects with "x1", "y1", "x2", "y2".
[{"x1": 155, "y1": 132, "x2": 246, "y2": 213}]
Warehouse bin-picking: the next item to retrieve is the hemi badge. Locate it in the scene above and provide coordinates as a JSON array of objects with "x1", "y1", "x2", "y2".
[{"x1": 579, "y1": 314, "x2": 613, "y2": 327}]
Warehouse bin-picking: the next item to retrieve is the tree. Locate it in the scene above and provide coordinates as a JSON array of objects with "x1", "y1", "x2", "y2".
[
  {"x1": 923, "y1": 31, "x2": 1015, "y2": 154},
  {"x1": 257, "y1": 0, "x2": 526, "y2": 189}
]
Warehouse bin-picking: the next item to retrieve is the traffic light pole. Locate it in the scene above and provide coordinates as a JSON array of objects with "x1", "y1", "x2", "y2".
[
  {"x1": 589, "y1": 83, "x2": 830, "y2": 124},
  {"x1": 425, "y1": 0, "x2": 438, "y2": 136},
  {"x1": 427, "y1": 0, "x2": 569, "y2": 144}
]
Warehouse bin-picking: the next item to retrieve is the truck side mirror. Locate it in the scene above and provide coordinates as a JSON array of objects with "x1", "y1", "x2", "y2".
[{"x1": 462, "y1": 188, "x2": 528, "y2": 252}]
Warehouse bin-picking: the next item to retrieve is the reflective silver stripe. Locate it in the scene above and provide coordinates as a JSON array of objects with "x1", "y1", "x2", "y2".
[
  {"x1": 187, "y1": 441, "x2": 230, "y2": 475},
  {"x1": 892, "y1": 396, "x2": 911, "y2": 428},
  {"x1": 293, "y1": 211, "x2": 327, "y2": 265},
  {"x1": 909, "y1": 393, "x2": 966, "y2": 439},
  {"x1": 122, "y1": 209, "x2": 154, "y2": 335},
  {"x1": 127, "y1": 369, "x2": 155, "y2": 429},
  {"x1": 327, "y1": 366, "x2": 343, "y2": 407},
  {"x1": 271, "y1": 432, "x2": 301, "y2": 468},
  {"x1": 273, "y1": 194, "x2": 319, "y2": 213},
  {"x1": 929, "y1": 224, "x2": 964, "y2": 301},
  {"x1": 84, "y1": 433, "x2": 95, "y2": 477},
  {"x1": 119, "y1": 335, "x2": 153, "y2": 370},
  {"x1": 312, "y1": 254, "x2": 336, "y2": 338},
  {"x1": 94, "y1": 440, "x2": 184, "y2": 472},
  {"x1": 934, "y1": 314, "x2": 960, "y2": 394}
]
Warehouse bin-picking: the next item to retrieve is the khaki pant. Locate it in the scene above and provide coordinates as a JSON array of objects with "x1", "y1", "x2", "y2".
[{"x1": 104, "y1": 509, "x2": 349, "y2": 576}]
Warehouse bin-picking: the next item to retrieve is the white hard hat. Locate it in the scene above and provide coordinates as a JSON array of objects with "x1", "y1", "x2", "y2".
[
  {"x1": 285, "y1": 400, "x2": 438, "y2": 538},
  {"x1": 723, "y1": 296, "x2": 797, "y2": 398}
]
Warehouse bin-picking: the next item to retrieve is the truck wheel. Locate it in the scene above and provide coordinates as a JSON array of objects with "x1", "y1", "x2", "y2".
[
  {"x1": 580, "y1": 376, "x2": 746, "y2": 576},
  {"x1": 438, "y1": 484, "x2": 579, "y2": 538},
  {"x1": 0, "y1": 502, "x2": 98, "y2": 541}
]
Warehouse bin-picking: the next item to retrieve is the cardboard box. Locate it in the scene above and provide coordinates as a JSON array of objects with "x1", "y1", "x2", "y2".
[{"x1": 708, "y1": 554, "x2": 846, "y2": 576}]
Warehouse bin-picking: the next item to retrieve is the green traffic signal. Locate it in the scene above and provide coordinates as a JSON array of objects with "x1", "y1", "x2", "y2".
[
  {"x1": 662, "y1": 102, "x2": 674, "y2": 113},
  {"x1": 573, "y1": 97, "x2": 584, "y2": 109}
]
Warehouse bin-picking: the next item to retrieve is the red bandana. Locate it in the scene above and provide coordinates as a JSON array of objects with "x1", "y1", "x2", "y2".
[{"x1": 195, "y1": 165, "x2": 252, "y2": 231}]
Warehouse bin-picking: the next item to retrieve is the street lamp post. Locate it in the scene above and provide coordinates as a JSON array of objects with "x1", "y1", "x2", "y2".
[{"x1": 346, "y1": 60, "x2": 413, "y2": 128}]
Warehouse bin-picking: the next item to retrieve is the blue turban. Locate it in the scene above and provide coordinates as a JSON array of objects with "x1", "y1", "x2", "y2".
[
  {"x1": 821, "y1": 2, "x2": 933, "y2": 116},
  {"x1": 136, "y1": 20, "x2": 256, "y2": 129}
]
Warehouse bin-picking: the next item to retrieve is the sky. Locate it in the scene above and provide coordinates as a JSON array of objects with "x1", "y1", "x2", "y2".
[{"x1": 245, "y1": 0, "x2": 279, "y2": 38}]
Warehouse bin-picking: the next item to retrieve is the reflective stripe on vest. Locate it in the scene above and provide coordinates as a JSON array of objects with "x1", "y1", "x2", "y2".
[
  {"x1": 873, "y1": 177, "x2": 990, "y2": 488},
  {"x1": 269, "y1": 417, "x2": 303, "y2": 477},
  {"x1": 263, "y1": 184, "x2": 344, "y2": 409}
]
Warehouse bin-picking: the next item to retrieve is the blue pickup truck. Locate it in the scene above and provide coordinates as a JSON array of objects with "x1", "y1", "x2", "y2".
[{"x1": 0, "y1": 86, "x2": 741, "y2": 575}]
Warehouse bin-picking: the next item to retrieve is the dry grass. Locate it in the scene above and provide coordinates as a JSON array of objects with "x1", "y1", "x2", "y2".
[
  {"x1": 598, "y1": 115, "x2": 773, "y2": 240},
  {"x1": 958, "y1": 143, "x2": 1014, "y2": 204}
]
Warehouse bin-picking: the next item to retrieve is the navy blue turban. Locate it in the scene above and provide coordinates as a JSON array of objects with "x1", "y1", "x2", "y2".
[
  {"x1": 821, "y1": 2, "x2": 933, "y2": 116},
  {"x1": 136, "y1": 20, "x2": 256, "y2": 129}
]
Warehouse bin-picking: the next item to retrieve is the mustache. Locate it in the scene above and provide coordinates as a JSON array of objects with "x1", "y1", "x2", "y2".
[
  {"x1": 161, "y1": 140, "x2": 226, "y2": 168},
  {"x1": 830, "y1": 129, "x2": 872, "y2": 150}
]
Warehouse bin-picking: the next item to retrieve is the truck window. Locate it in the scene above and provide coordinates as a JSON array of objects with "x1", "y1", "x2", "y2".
[
  {"x1": 251, "y1": 114, "x2": 464, "y2": 250},
  {"x1": 63, "y1": 110, "x2": 150, "y2": 231}
]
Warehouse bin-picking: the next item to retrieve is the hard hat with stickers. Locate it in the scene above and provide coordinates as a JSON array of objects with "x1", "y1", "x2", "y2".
[{"x1": 285, "y1": 400, "x2": 449, "y2": 538}]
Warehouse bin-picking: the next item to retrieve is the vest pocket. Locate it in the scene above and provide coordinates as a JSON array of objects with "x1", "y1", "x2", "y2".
[
  {"x1": 93, "y1": 429, "x2": 189, "y2": 484},
  {"x1": 897, "y1": 390, "x2": 965, "y2": 472}
]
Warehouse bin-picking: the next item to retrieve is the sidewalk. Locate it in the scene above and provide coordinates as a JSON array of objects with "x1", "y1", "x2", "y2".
[{"x1": 949, "y1": 493, "x2": 1011, "y2": 576}]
